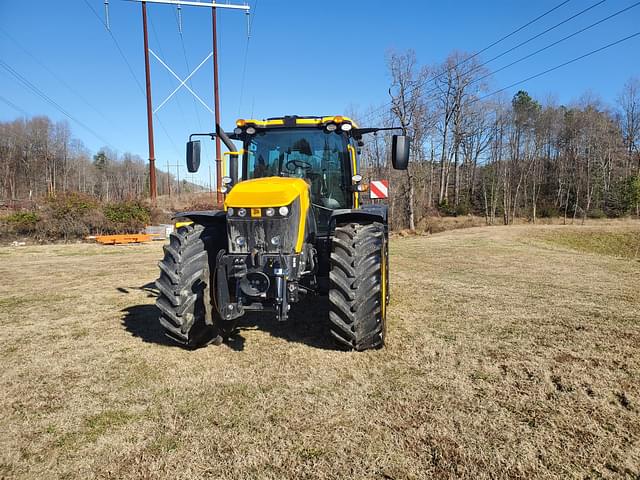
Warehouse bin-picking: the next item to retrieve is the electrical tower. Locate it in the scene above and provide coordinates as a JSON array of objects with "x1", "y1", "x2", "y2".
[{"x1": 110, "y1": 0, "x2": 250, "y2": 204}]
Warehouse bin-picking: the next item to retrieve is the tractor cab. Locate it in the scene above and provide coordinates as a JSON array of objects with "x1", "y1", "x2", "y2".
[
  {"x1": 234, "y1": 116, "x2": 359, "y2": 210},
  {"x1": 187, "y1": 115, "x2": 409, "y2": 233}
]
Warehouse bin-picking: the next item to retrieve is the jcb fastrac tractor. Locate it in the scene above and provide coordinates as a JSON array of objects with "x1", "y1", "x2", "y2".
[{"x1": 155, "y1": 115, "x2": 409, "y2": 351}]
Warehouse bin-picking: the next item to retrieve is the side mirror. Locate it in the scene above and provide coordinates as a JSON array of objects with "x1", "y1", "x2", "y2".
[
  {"x1": 391, "y1": 135, "x2": 410, "y2": 170},
  {"x1": 186, "y1": 140, "x2": 201, "y2": 173}
]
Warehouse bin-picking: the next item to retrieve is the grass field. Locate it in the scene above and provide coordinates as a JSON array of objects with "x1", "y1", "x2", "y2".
[{"x1": 0, "y1": 223, "x2": 638, "y2": 479}]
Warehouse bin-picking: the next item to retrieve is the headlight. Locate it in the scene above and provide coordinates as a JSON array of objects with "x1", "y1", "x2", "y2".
[
  {"x1": 341, "y1": 123, "x2": 352, "y2": 131},
  {"x1": 227, "y1": 207, "x2": 234, "y2": 216},
  {"x1": 246, "y1": 126, "x2": 256, "y2": 135},
  {"x1": 265, "y1": 207, "x2": 275, "y2": 217},
  {"x1": 278, "y1": 206, "x2": 289, "y2": 216},
  {"x1": 235, "y1": 236, "x2": 246, "y2": 247},
  {"x1": 271, "y1": 235, "x2": 281, "y2": 246},
  {"x1": 238, "y1": 208, "x2": 247, "y2": 217},
  {"x1": 325, "y1": 123, "x2": 337, "y2": 132}
]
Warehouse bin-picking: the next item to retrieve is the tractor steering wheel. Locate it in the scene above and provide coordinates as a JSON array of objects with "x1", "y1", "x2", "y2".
[{"x1": 285, "y1": 159, "x2": 313, "y2": 171}]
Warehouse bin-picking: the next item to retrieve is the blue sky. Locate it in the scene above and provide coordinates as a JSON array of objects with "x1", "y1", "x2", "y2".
[{"x1": 1, "y1": 0, "x2": 639, "y2": 186}]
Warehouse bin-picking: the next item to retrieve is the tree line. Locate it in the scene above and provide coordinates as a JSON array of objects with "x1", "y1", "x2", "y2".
[
  {"x1": 0, "y1": 116, "x2": 203, "y2": 206},
  {"x1": 2, "y1": 50, "x2": 638, "y2": 231},
  {"x1": 360, "y1": 51, "x2": 640, "y2": 229}
]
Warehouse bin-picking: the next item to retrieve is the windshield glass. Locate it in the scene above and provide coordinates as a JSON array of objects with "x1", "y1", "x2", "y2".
[{"x1": 244, "y1": 129, "x2": 352, "y2": 209}]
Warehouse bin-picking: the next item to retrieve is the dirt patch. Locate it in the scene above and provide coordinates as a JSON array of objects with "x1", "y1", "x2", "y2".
[{"x1": 0, "y1": 223, "x2": 638, "y2": 479}]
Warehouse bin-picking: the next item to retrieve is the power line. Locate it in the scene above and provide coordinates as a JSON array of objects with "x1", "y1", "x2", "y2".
[
  {"x1": 174, "y1": 6, "x2": 205, "y2": 131},
  {"x1": 83, "y1": 0, "x2": 144, "y2": 95},
  {"x1": 149, "y1": 9, "x2": 190, "y2": 129},
  {"x1": 0, "y1": 95, "x2": 29, "y2": 117},
  {"x1": 0, "y1": 60, "x2": 116, "y2": 147},
  {"x1": 361, "y1": 0, "x2": 606, "y2": 125},
  {"x1": 0, "y1": 26, "x2": 126, "y2": 135},
  {"x1": 471, "y1": 1, "x2": 640, "y2": 90},
  {"x1": 83, "y1": 0, "x2": 181, "y2": 156},
  {"x1": 479, "y1": 0, "x2": 607, "y2": 73},
  {"x1": 237, "y1": 0, "x2": 258, "y2": 116},
  {"x1": 475, "y1": 30, "x2": 640, "y2": 105},
  {"x1": 471, "y1": 0, "x2": 572, "y2": 60},
  {"x1": 406, "y1": 0, "x2": 639, "y2": 110}
]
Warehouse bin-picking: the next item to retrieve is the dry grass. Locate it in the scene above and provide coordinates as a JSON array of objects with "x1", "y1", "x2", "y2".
[
  {"x1": 0, "y1": 222, "x2": 638, "y2": 479},
  {"x1": 532, "y1": 227, "x2": 640, "y2": 259}
]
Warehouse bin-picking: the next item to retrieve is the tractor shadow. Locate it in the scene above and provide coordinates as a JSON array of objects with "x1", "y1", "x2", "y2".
[
  {"x1": 228, "y1": 295, "x2": 339, "y2": 351},
  {"x1": 118, "y1": 282, "x2": 179, "y2": 347},
  {"x1": 121, "y1": 304, "x2": 177, "y2": 347},
  {"x1": 118, "y1": 282, "x2": 338, "y2": 351}
]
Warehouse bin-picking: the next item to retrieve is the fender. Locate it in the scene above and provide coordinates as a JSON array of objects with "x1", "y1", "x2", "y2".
[
  {"x1": 330, "y1": 204, "x2": 388, "y2": 233},
  {"x1": 174, "y1": 210, "x2": 226, "y2": 227}
]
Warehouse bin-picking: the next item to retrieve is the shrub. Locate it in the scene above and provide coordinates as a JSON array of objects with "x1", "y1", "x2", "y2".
[
  {"x1": 103, "y1": 201, "x2": 151, "y2": 233},
  {"x1": 587, "y1": 208, "x2": 607, "y2": 219},
  {"x1": 454, "y1": 203, "x2": 470, "y2": 216},
  {"x1": 35, "y1": 192, "x2": 103, "y2": 240},
  {"x1": 605, "y1": 175, "x2": 640, "y2": 217},
  {"x1": 0, "y1": 193, "x2": 157, "y2": 241},
  {"x1": 537, "y1": 205, "x2": 560, "y2": 218},
  {"x1": 149, "y1": 207, "x2": 172, "y2": 226},
  {"x1": 4, "y1": 211, "x2": 39, "y2": 234},
  {"x1": 45, "y1": 192, "x2": 99, "y2": 219},
  {"x1": 437, "y1": 201, "x2": 456, "y2": 217}
]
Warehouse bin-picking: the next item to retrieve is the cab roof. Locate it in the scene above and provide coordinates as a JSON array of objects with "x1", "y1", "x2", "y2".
[{"x1": 235, "y1": 115, "x2": 359, "y2": 129}]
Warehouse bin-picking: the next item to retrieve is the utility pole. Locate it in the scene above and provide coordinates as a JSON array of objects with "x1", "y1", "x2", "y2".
[
  {"x1": 212, "y1": 6, "x2": 223, "y2": 204},
  {"x1": 209, "y1": 161, "x2": 213, "y2": 198},
  {"x1": 129, "y1": 0, "x2": 250, "y2": 206},
  {"x1": 165, "y1": 162, "x2": 183, "y2": 198},
  {"x1": 141, "y1": 1, "x2": 157, "y2": 204},
  {"x1": 165, "y1": 160, "x2": 171, "y2": 197}
]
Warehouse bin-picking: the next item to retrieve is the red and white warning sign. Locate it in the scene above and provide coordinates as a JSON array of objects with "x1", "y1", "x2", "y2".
[{"x1": 369, "y1": 180, "x2": 389, "y2": 199}]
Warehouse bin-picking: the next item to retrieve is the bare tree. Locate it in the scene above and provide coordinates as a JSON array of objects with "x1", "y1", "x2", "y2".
[
  {"x1": 387, "y1": 50, "x2": 429, "y2": 230},
  {"x1": 618, "y1": 77, "x2": 640, "y2": 177}
]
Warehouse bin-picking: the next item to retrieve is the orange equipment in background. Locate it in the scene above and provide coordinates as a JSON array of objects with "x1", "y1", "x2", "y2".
[{"x1": 93, "y1": 234, "x2": 153, "y2": 245}]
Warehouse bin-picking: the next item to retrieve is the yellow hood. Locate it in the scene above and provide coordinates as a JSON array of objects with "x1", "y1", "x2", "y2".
[{"x1": 224, "y1": 176, "x2": 309, "y2": 208}]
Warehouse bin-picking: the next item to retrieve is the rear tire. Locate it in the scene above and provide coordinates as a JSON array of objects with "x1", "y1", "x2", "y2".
[
  {"x1": 329, "y1": 222, "x2": 387, "y2": 351},
  {"x1": 155, "y1": 224, "x2": 223, "y2": 348}
]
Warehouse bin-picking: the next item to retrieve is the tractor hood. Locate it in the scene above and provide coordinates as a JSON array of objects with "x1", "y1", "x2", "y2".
[
  {"x1": 223, "y1": 177, "x2": 312, "y2": 254},
  {"x1": 224, "y1": 176, "x2": 310, "y2": 209}
]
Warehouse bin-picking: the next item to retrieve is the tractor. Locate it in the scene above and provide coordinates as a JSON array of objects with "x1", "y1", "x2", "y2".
[{"x1": 155, "y1": 115, "x2": 409, "y2": 351}]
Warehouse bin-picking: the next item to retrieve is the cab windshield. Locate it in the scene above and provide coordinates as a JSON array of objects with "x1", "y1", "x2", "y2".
[{"x1": 244, "y1": 128, "x2": 352, "y2": 209}]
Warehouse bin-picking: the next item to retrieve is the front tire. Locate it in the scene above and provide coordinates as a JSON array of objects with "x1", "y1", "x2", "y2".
[
  {"x1": 329, "y1": 222, "x2": 387, "y2": 351},
  {"x1": 155, "y1": 224, "x2": 223, "y2": 348}
]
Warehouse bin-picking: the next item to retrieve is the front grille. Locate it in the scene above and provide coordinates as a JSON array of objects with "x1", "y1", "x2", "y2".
[{"x1": 227, "y1": 200, "x2": 301, "y2": 254}]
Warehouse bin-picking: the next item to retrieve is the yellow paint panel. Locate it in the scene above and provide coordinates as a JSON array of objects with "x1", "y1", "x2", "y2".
[
  {"x1": 348, "y1": 144, "x2": 359, "y2": 208},
  {"x1": 224, "y1": 176, "x2": 309, "y2": 208},
  {"x1": 235, "y1": 116, "x2": 359, "y2": 129}
]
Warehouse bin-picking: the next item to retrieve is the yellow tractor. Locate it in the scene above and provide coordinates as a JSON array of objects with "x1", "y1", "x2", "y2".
[{"x1": 155, "y1": 115, "x2": 409, "y2": 350}]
